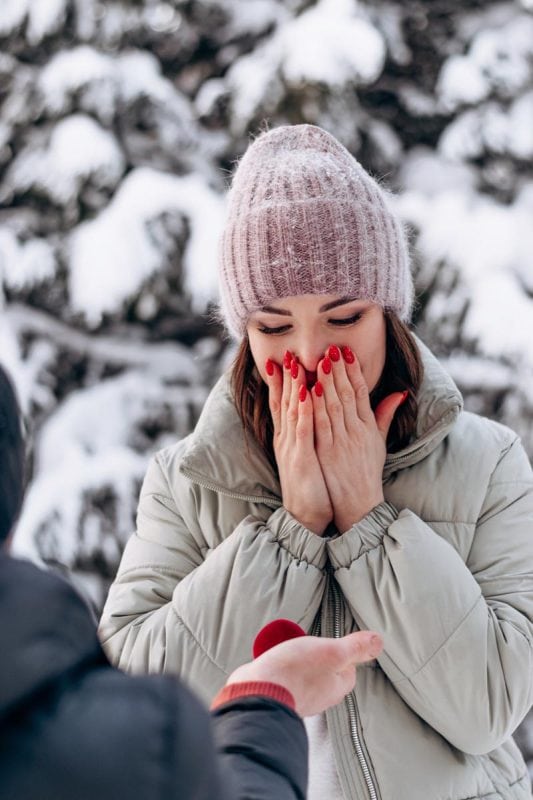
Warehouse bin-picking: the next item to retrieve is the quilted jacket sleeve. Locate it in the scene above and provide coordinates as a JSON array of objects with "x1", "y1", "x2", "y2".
[
  {"x1": 98, "y1": 451, "x2": 327, "y2": 704},
  {"x1": 328, "y1": 435, "x2": 533, "y2": 755}
]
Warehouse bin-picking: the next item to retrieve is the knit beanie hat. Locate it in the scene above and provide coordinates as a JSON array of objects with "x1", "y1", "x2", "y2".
[{"x1": 218, "y1": 124, "x2": 413, "y2": 339}]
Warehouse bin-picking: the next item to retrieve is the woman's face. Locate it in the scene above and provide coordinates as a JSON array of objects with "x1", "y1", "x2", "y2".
[{"x1": 247, "y1": 294, "x2": 387, "y2": 391}]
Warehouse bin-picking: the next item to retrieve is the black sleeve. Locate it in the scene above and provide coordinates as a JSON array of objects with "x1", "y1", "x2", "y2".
[{"x1": 210, "y1": 697, "x2": 308, "y2": 800}]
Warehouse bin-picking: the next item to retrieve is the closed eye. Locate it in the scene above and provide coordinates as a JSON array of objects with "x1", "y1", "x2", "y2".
[
  {"x1": 329, "y1": 312, "x2": 363, "y2": 326},
  {"x1": 256, "y1": 312, "x2": 363, "y2": 335},
  {"x1": 256, "y1": 324, "x2": 292, "y2": 335}
]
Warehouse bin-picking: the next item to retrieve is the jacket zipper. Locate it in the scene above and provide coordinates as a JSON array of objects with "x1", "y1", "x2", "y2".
[
  {"x1": 179, "y1": 468, "x2": 282, "y2": 507},
  {"x1": 332, "y1": 579, "x2": 379, "y2": 800}
]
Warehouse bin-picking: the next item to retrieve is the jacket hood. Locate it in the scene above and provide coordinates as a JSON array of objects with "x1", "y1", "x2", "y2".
[
  {"x1": 179, "y1": 336, "x2": 463, "y2": 500},
  {"x1": 0, "y1": 554, "x2": 105, "y2": 720}
]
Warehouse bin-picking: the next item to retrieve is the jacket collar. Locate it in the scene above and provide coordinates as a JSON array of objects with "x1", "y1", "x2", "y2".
[{"x1": 179, "y1": 336, "x2": 463, "y2": 500}]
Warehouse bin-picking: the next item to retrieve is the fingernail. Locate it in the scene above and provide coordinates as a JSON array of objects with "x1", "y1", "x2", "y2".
[
  {"x1": 265, "y1": 358, "x2": 274, "y2": 377},
  {"x1": 314, "y1": 380, "x2": 323, "y2": 398},
  {"x1": 291, "y1": 359, "x2": 299, "y2": 379},
  {"x1": 322, "y1": 356, "x2": 331, "y2": 375},
  {"x1": 299, "y1": 385, "x2": 307, "y2": 402},
  {"x1": 283, "y1": 350, "x2": 292, "y2": 370},
  {"x1": 328, "y1": 345, "x2": 341, "y2": 362},
  {"x1": 342, "y1": 346, "x2": 355, "y2": 364}
]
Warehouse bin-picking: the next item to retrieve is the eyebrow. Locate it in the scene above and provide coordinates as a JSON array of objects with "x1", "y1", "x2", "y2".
[{"x1": 258, "y1": 296, "x2": 359, "y2": 316}]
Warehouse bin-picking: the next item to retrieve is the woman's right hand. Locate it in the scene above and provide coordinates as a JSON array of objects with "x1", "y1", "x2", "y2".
[{"x1": 265, "y1": 353, "x2": 333, "y2": 536}]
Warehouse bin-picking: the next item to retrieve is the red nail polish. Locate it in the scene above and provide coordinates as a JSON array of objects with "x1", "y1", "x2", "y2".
[
  {"x1": 265, "y1": 358, "x2": 274, "y2": 377},
  {"x1": 314, "y1": 380, "x2": 323, "y2": 398},
  {"x1": 283, "y1": 350, "x2": 292, "y2": 369},
  {"x1": 299, "y1": 385, "x2": 307, "y2": 402},
  {"x1": 322, "y1": 356, "x2": 331, "y2": 375},
  {"x1": 291, "y1": 359, "x2": 299, "y2": 379},
  {"x1": 342, "y1": 346, "x2": 355, "y2": 364},
  {"x1": 328, "y1": 345, "x2": 341, "y2": 362}
]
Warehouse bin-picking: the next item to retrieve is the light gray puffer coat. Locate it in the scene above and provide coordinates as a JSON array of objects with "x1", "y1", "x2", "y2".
[{"x1": 99, "y1": 340, "x2": 533, "y2": 800}]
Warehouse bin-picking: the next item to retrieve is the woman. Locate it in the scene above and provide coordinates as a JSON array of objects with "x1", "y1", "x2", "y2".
[{"x1": 99, "y1": 125, "x2": 533, "y2": 800}]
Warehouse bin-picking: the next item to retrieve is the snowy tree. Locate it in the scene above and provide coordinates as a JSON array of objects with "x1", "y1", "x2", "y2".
[{"x1": 1, "y1": 0, "x2": 532, "y2": 772}]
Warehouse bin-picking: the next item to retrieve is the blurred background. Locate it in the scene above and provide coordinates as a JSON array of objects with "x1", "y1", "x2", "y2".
[{"x1": 0, "y1": 0, "x2": 532, "y2": 777}]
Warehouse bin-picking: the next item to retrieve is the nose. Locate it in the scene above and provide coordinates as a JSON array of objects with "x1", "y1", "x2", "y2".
[{"x1": 293, "y1": 341, "x2": 327, "y2": 375}]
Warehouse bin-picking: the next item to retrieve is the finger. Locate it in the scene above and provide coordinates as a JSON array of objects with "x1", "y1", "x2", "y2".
[
  {"x1": 338, "y1": 631, "x2": 383, "y2": 667},
  {"x1": 280, "y1": 350, "x2": 293, "y2": 436},
  {"x1": 341, "y1": 346, "x2": 373, "y2": 424},
  {"x1": 327, "y1": 344, "x2": 358, "y2": 431},
  {"x1": 318, "y1": 351, "x2": 347, "y2": 439},
  {"x1": 374, "y1": 391, "x2": 408, "y2": 442},
  {"x1": 311, "y1": 380, "x2": 333, "y2": 450},
  {"x1": 285, "y1": 356, "x2": 302, "y2": 444},
  {"x1": 295, "y1": 380, "x2": 315, "y2": 453},
  {"x1": 265, "y1": 358, "x2": 283, "y2": 434}
]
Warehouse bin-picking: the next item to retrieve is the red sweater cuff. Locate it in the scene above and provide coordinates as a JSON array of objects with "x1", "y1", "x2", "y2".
[{"x1": 210, "y1": 681, "x2": 296, "y2": 712}]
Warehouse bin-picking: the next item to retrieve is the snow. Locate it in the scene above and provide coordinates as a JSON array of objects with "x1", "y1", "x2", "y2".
[
  {"x1": 38, "y1": 45, "x2": 118, "y2": 120},
  {"x1": 399, "y1": 148, "x2": 476, "y2": 195},
  {"x1": 144, "y1": 3, "x2": 183, "y2": 34},
  {"x1": 440, "y1": 93, "x2": 533, "y2": 162},
  {"x1": 39, "y1": 45, "x2": 191, "y2": 114},
  {"x1": 0, "y1": 229, "x2": 57, "y2": 290},
  {"x1": 398, "y1": 163, "x2": 533, "y2": 364},
  {"x1": 0, "y1": 0, "x2": 67, "y2": 42},
  {"x1": 35, "y1": 371, "x2": 194, "y2": 473},
  {"x1": 118, "y1": 49, "x2": 187, "y2": 109},
  {"x1": 462, "y1": 272, "x2": 533, "y2": 361},
  {"x1": 469, "y1": 16, "x2": 533, "y2": 94},
  {"x1": 222, "y1": 0, "x2": 287, "y2": 37},
  {"x1": 0, "y1": 0, "x2": 30, "y2": 37},
  {"x1": 226, "y1": 39, "x2": 283, "y2": 133},
  {"x1": 7, "y1": 114, "x2": 125, "y2": 206},
  {"x1": 12, "y1": 446, "x2": 147, "y2": 566},
  {"x1": 506, "y1": 92, "x2": 533, "y2": 159},
  {"x1": 226, "y1": 0, "x2": 386, "y2": 131},
  {"x1": 68, "y1": 167, "x2": 226, "y2": 324},
  {"x1": 11, "y1": 367, "x2": 207, "y2": 566},
  {"x1": 27, "y1": 0, "x2": 68, "y2": 43},
  {"x1": 0, "y1": 306, "x2": 55, "y2": 417},
  {"x1": 281, "y1": 0, "x2": 385, "y2": 87},
  {"x1": 437, "y1": 14, "x2": 533, "y2": 111},
  {"x1": 437, "y1": 56, "x2": 490, "y2": 110},
  {"x1": 0, "y1": 294, "x2": 26, "y2": 411},
  {"x1": 38, "y1": 45, "x2": 197, "y2": 145},
  {"x1": 195, "y1": 78, "x2": 228, "y2": 118},
  {"x1": 441, "y1": 354, "x2": 512, "y2": 393},
  {"x1": 366, "y1": 119, "x2": 403, "y2": 164}
]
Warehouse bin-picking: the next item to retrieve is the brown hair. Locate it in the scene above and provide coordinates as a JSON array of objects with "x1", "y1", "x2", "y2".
[{"x1": 230, "y1": 312, "x2": 424, "y2": 474}]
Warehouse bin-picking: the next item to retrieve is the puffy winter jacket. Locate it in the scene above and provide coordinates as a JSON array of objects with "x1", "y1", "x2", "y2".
[
  {"x1": 0, "y1": 554, "x2": 307, "y2": 800},
  {"x1": 99, "y1": 339, "x2": 533, "y2": 800}
]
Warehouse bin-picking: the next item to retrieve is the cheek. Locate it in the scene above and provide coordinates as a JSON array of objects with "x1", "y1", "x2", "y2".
[
  {"x1": 356, "y1": 332, "x2": 386, "y2": 390},
  {"x1": 247, "y1": 333, "x2": 281, "y2": 381},
  {"x1": 366, "y1": 350, "x2": 386, "y2": 391}
]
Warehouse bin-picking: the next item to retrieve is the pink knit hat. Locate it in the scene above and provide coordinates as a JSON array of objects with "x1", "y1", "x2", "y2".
[{"x1": 218, "y1": 124, "x2": 413, "y2": 339}]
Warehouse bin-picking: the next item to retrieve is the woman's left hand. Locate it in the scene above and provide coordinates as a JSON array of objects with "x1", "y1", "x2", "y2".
[{"x1": 312, "y1": 345, "x2": 406, "y2": 534}]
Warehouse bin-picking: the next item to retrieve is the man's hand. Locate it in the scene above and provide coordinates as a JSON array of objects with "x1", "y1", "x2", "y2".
[{"x1": 225, "y1": 630, "x2": 383, "y2": 717}]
